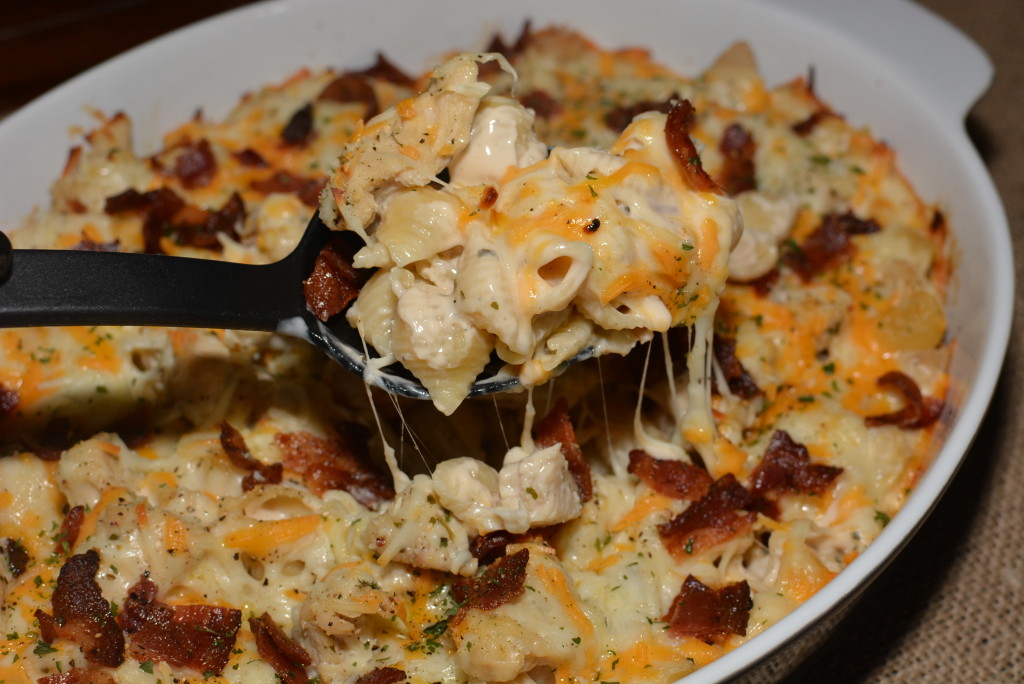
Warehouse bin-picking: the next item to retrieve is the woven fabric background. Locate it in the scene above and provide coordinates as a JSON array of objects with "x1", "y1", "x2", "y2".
[{"x1": 789, "y1": 1, "x2": 1024, "y2": 682}]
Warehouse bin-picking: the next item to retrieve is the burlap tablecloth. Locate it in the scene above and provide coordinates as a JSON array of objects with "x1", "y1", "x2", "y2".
[{"x1": 789, "y1": 1, "x2": 1024, "y2": 681}]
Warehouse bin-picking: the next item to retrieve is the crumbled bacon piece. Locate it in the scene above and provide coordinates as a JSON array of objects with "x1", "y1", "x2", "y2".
[
  {"x1": 658, "y1": 474, "x2": 756, "y2": 558},
  {"x1": 865, "y1": 371, "x2": 944, "y2": 429},
  {"x1": 159, "y1": 191, "x2": 245, "y2": 252},
  {"x1": 747, "y1": 268, "x2": 779, "y2": 297},
  {"x1": 518, "y1": 89, "x2": 561, "y2": 119},
  {"x1": 4, "y1": 538, "x2": 28, "y2": 577},
  {"x1": 55, "y1": 505, "x2": 85, "y2": 555},
  {"x1": 251, "y1": 171, "x2": 327, "y2": 208},
  {"x1": 452, "y1": 548, "x2": 530, "y2": 625},
  {"x1": 302, "y1": 233, "x2": 365, "y2": 321},
  {"x1": 663, "y1": 575, "x2": 752, "y2": 644},
  {"x1": 38, "y1": 669, "x2": 117, "y2": 684},
  {"x1": 479, "y1": 186, "x2": 499, "y2": 210},
  {"x1": 123, "y1": 576, "x2": 240, "y2": 675},
  {"x1": 104, "y1": 187, "x2": 244, "y2": 254},
  {"x1": 232, "y1": 147, "x2": 268, "y2": 167},
  {"x1": 783, "y1": 211, "x2": 878, "y2": 280},
  {"x1": 281, "y1": 103, "x2": 315, "y2": 146},
  {"x1": 750, "y1": 431, "x2": 842, "y2": 505},
  {"x1": 220, "y1": 421, "x2": 283, "y2": 491},
  {"x1": 35, "y1": 550, "x2": 125, "y2": 667},
  {"x1": 470, "y1": 530, "x2": 521, "y2": 565},
  {"x1": 665, "y1": 100, "x2": 722, "y2": 194},
  {"x1": 172, "y1": 139, "x2": 217, "y2": 189},
  {"x1": 249, "y1": 612, "x2": 312, "y2": 684},
  {"x1": 317, "y1": 74, "x2": 379, "y2": 119},
  {"x1": 348, "y1": 53, "x2": 416, "y2": 88},
  {"x1": 533, "y1": 397, "x2": 593, "y2": 503},
  {"x1": 712, "y1": 336, "x2": 762, "y2": 399},
  {"x1": 274, "y1": 427, "x2": 394, "y2": 507},
  {"x1": 717, "y1": 123, "x2": 757, "y2": 196},
  {"x1": 791, "y1": 110, "x2": 832, "y2": 136},
  {"x1": 354, "y1": 667, "x2": 408, "y2": 684},
  {"x1": 0, "y1": 383, "x2": 18, "y2": 417},
  {"x1": 483, "y1": 20, "x2": 533, "y2": 61},
  {"x1": 627, "y1": 450, "x2": 712, "y2": 501},
  {"x1": 604, "y1": 96, "x2": 676, "y2": 132}
]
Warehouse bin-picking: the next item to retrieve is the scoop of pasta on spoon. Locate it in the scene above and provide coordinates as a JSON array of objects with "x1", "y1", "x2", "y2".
[{"x1": 314, "y1": 51, "x2": 741, "y2": 413}]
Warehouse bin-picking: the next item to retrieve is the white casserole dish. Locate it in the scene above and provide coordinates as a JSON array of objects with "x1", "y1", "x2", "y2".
[{"x1": 0, "y1": 0, "x2": 1011, "y2": 681}]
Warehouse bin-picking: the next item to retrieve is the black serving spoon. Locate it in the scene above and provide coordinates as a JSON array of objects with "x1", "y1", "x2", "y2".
[{"x1": 0, "y1": 215, "x2": 526, "y2": 400}]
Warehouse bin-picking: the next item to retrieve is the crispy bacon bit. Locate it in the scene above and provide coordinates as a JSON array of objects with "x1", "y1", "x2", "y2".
[
  {"x1": 354, "y1": 667, "x2": 408, "y2": 684},
  {"x1": 784, "y1": 211, "x2": 878, "y2": 281},
  {"x1": 104, "y1": 187, "x2": 244, "y2": 254},
  {"x1": 35, "y1": 550, "x2": 125, "y2": 667},
  {"x1": 251, "y1": 171, "x2": 327, "y2": 208},
  {"x1": 55, "y1": 505, "x2": 85, "y2": 555},
  {"x1": 865, "y1": 371, "x2": 945, "y2": 429},
  {"x1": 4, "y1": 538, "x2": 28, "y2": 577},
  {"x1": 663, "y1": 575, "x2": 752, "y2": 644},
  {"x1": 750, "y1": 431, "x2": 842, "y2": 505},
  {"x1": 71, "y1": 238, "x2": 120, "y2": 252},
  {"x1": 518, "y1": 89, "x2": 562, "y2": 119},
  {"x1": 748, "y1": 268, "x2": 779, "y2": 297},
  {"x1": 303, "y1": 233, "x2": 365, "y2": 321},
  {"x1": 717, "y1": 123, "x2": 757, "y2": 196},
  {"x1": 249, "y1": 612, "x2": 312, "y2": 684},
  {"x1": 604, "y1": 96, "x2": 676, "y2": 132},
  {"x1": 627, "y1": 450, "x2": 712, "y2": 501},
  {"x1": 533, "y1": 397, "x2": 593, "y2": 503},
  {"x1": 658, "y1": 475, "x2": 756, "y2": 558},
  {"x1": 317, "y1": 74, "x2": 379, "y2": 120},
  {"x1": 665, "y1": 100, "x2": 722, "y2": 194},
  {"x1": 0, "y1": 383, "x2": 19, "y2": 417},
  {"x1": 791, "y1": 110, "x2": 832, "y2": 136},
  {"x1": 172, "y1": 139, "x2": 217, "y2": 189},
  {"x1": 220, "y1": 421, "x2": 283, "y2": 491},
  {"x1": 484, "y1": 20, "x2": 533, "y2": 61},
  {"x1": 470, "y1": 530, "x2": 520, "y2": 565},
  {"x1": 479, "y1": 186, "x2": 499, "y2": 210},
  {"x1": 274, "y1": 427, "x2": 394, "y2": 506},
  {"x1": 282, "y1": 103, "x2": 315, "y2": 146},
  {"x1": 123, "y1": 576, "x2": 240, "y2": 675},
  {"x1": 104, "y1": 187, "x2": 180, "y2": 214},
  {"x1": 232, "y1": 147, "x2": 268, "y2": 167},
  {"x1": 67, "y1": 198, "x2": 89, "y2": 214},
  {"x1": 348, "y1": 53, "x2": 416, "y2": 88},
  {"x1": 452, "y1": 548, "x2": 530, "y2": 625},
  {"x1": 38, "y1": 669, "x2": 117, "y2": 684},
  {"x1": 712, "y1": 336, "x2": 762, "y2": 399}
]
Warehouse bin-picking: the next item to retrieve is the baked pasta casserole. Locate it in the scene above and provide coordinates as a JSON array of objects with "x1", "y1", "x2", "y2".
[{"x1": 0, "y1": 24, "x2": 951, "y2": 684}]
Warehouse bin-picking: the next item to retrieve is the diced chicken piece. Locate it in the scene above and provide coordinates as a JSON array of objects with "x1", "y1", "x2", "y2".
[
  {"x1": 319, "y1": 53, "x2": 503, "y2": 256},
  {"x1": 363, "y1": 474, "x2": 477, "y2": 575},
  {"x1": 433, "y1": 444, "x2": 583, "y2": 535},
  {"x1": 301, "y1": 564, "x2": 401, "y2": 640}
]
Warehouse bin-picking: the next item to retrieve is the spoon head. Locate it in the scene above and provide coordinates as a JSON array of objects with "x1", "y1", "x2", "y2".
[
  {"x1": 280, "y1": 313, "x2": 521, "y2": 400},
  {"x1": 280, "y1": 214, "x2": 593, "y2": 402}
]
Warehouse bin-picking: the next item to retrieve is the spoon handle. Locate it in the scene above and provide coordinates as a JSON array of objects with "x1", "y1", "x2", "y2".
[{"x1": 0, "y1": 232, "x2": 298, "y2": 331}]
